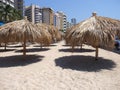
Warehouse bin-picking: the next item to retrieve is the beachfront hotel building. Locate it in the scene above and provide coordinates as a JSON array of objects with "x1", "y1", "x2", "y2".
[
  {"x1": 25, "y1": 4, "x2": 42, "y2": 24},
  {"x1": 0, "y1": 0, "x2": 14, "y2": 7},
  {"x1": 54, "y1": 13, "x2": 61, "y2": 30},
  {"x1": 57, "y1": 11, "x2": 67, "y2": 32},
  {"x1": 41, "y1": 7, "x2": 54, "y2": 25},
  {"x1": 14, "y1": 0, "x2": 24, "y2": 16}
]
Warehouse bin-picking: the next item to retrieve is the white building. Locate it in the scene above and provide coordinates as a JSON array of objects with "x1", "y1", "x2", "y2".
[
  {"x1": 66, "y1": 22, "x2": 72, "y2": 29},
  {"x1": 25, "y1": 5, "x2": 42, "y2": 24},
  {"x1": 0, "y1": 0, "x2": 14, "y2": 7},
  {"x1": 57, "y1": 11, "x2": 67, "y2": 31},
  {"x1": 54, "y1": 13, "x2": 61, "y2": 30}
]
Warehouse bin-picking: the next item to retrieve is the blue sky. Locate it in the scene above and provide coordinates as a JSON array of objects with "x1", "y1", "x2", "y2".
[{"x1": 25, "y1": 0, "x2": 120, "y2": 23}]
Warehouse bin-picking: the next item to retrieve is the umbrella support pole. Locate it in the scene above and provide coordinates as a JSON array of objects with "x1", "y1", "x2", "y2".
[
  {"x1": 71, "y1": 46, "x2": 74, "y2": 52},
  {"x1": 40, "y1": 43, "x2": 42, "y2": 49},
  {"x1": 80, "y1": 44, "x2": 82, "y2": 50},
  {"x1": 23, "y1": 34, "x2": 26, "y2": 56},
  {"x1": 95, "y1": 47, "x2": 98, "y2": 60},
  {"x1": 4, "y1": 43, "x2": 7, "y2": 50}
]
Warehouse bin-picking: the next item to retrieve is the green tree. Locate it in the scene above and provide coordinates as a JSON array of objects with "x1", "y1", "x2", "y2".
[
  {"x1": 0, "y1": 4, "x2": 22, "y2": 23},
  {"x1": 12, "y1": 9, "x2": 22, "y2": 21}
]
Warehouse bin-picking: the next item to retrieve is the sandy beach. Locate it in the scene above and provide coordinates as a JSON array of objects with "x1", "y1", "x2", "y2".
[{"x1": 0, "y1": 41, "x2": 120, "y2": 90}]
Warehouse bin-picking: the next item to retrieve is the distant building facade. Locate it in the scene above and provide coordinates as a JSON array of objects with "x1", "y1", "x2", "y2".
[
  {"x1": 57, "y1": 11, "x2": 67, "y2": 31},
  {"x1": 25, "y1": 4, "x2": 42, "y2": 24},
  {"x1": 41, "y1": 7, "x2": 54, "y2": 25},
  {"x1": 66, "y1": 22, "x2": 72, "y2": 29},
  {"x1": 14, "y1": 0, "x2": 24, "y2": 16},
  {"x1": 54, "y1": 13, "x2": 61, "y2": 30},
  {"x1": 0, "y1": 0, "x2": 14, "y2": 7},
  {"x1": 71, "y1": 18, "x2": 76, "y2": 25}
]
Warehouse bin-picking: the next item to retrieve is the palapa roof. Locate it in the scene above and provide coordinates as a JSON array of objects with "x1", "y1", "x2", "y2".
[
  {"x1": 36, "y1": 23, "x2": 62, "y2": 41},
  {"x1": 0, "y1": 17, "x2": 45, "y2": 44},
  {"x1": 35, "y1": 23, "x2": 52, "y2": 45},
  {"x1": 65, "y1": 13, "x2": 120, "y2": 49}
]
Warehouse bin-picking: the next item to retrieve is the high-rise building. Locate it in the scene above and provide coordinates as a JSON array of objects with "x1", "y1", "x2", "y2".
[
  {"x1": 71, "y1": 18, "x2": 76, "y2": 25},
  {"x1": 0, "y1": 0, "x2": 14, "y2": 7},
  {"x1": 41, "y1": 7, "x2": 54, "y2": 25},
  {"x1": 25, "y1": 4, "x2": 42, "y2": 24},
  {"x1": 14, "y1": 0, "x2": 24, "y2": 16},
  {"x1": 57, "y1": 11, "x2": 67, "y2": 31},
  {"x1": 54, "y1": 13, "x2": 61, "y2": 30}
]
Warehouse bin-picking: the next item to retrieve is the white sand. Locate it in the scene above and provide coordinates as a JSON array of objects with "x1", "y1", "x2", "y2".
[{"x1": 0, "y1": 41, "x2": 120, "y2": 90}]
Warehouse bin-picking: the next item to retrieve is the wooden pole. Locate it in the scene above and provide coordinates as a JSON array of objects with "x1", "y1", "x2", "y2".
[
  {"x1": 23, "y1": 33, "x2": 26, "y2": 56},
  {"x1": 4, "y1": 43, "x2": 7, "y2": 50},
  {"x1": 95, "y1": 47, "x2": 99, "y2": 60},
  {"x1": 71, "y1": 45, "x2": 74, "y2": 52},
  {"x1": 80, "y1": 44, "x2": 82, "y2": 50},
  {"x1": 40, "y1": 43, "x2": 42, "y2": 49}
]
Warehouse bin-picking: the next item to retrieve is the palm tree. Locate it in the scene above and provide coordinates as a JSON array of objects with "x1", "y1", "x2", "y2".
[
  {"x1": 12, "y1": 9, "x2": 22, "y2": 21},
  {"x1": 0, "y1": 4, "x2": 13, "y2": 23},
  {"x1": 0, "y1": 4, "x2": 22, "y2": 23}
]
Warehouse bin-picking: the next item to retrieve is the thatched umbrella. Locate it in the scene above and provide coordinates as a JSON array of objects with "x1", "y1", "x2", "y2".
[
  {"x1": 35, "y1": 23, "x2": 52, "y2": 48},
  {"x1": 65, "y1": 12, "x2": 120, "y2": 60},
  {"x1": 37, "y1": 23, "x2": 62, "y2": 42},
  {"x1": 47, "y1": 25, "x2": 62, "y2": 42},
  {"x1": 0, "y1": 17, "x2": 45, "y2": 55}
]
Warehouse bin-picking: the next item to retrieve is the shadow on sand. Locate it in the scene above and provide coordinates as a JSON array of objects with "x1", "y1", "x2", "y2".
[
  {"x1": 62, "y1": 45, "x2": 71, "y2": 47},
  {"x1": 7, "y1": 45, "x2": 23, "y2": 48},
  {"x1": 0, "y1": 49, "x2": 15, "y2": 52},
  {"x1": 48, "y1": 44, "x2": 57, "y2": 47},
  {"x1": 100, "y1": 47, "x2": 120, "y2": 55},
  {"x1": 15, "y1": 48, "x2": 50, "y2": 53},
  {"x1": 0, "y1": 55, "x2": 44, "y2": 67},
  {"x1": 55, "y1": 55, "x2": 116, "y2": 72},
  {"x1": 5, "y1": 44, "x2": 30, "y2": 48},
  {"x1": 111, "y1": 49, "x2": 120, "y2": 54},
  {"x1": 34, "y1": 44, "x2": 57, "y2": 47},
  {"x1": 62, "y1": 44, "x2": 84, "y2": 47},
  {"x1": 59, "y1": 48, "x2": 95, "y2": 53}
]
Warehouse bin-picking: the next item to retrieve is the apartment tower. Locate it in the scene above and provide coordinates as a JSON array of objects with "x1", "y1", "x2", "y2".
[
  {"x1": 25, "y1": 4, "x2": 42, "y2": 24},
  {"x1": 14, "y1": 0, "x2": 24, "y2": 16}
]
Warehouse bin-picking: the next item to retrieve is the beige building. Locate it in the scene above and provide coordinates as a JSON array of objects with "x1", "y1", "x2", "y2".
[
  {"x1": 25, "y1": 5, "x2": 42, "y2": 24},
  {"x1": 41, "y1": 7, "x2": 54, "y2": 25}
]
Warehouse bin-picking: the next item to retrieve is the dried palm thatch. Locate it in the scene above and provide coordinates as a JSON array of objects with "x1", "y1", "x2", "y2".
[
  {"x1": 65, "y1": 12, "x2": 120, "y2": 60},
  {"x1": 65, "y1": 23, "x2": 82, "y2": 45},
  {"x1": 35, "y1": 23, "x2": 52, "y2": 46},
  {"x1": 0, "y1": 17, "x2": 46, "y2": 55},
  {"x1": 59, "y1": 31, "x2": 65, "y2": 39},
  {"x1": 37, "y1": 23, "x2": 62, "y2": 42},
  {"x1": 46, "y1": 24, "x2": 62, "y2": 42}
]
